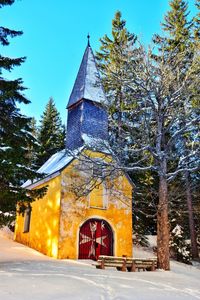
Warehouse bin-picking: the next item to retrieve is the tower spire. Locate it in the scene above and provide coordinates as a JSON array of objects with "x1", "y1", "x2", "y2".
[
  {"x1": 66, "y1": 41, "x2": 106, "y2": 109},
  {"x1": 65, "y1": 40, "x2": 108, "y2": 150},
  {"x1": 87, "y1": 33, "x2": 90, "y2": 47}
]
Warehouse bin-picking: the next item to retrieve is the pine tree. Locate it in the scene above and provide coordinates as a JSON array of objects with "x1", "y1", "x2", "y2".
[
  {"x1": 189, "y1": 50, "x2": 200, "y2": 247},
  {"x1": 91, "y1": 41, "x2": 199, "y2": 269},
  {"x1": 0, "y1": 0, "x2": 46, "y2": 227},
  {"x1": 192, "y1": 1, "x2": 200, "y2": 141},
  {"x1": 194, "y1": 0, "x2": 200, "y2": 40},
  {"x1": 36, "y1": 97, "x2": 65, "y2": 167},
  {"x1": 153, "y1": 0, "x2": 199, "y2": 260},
  {"x1": 153, "y1": 0, "x2": 193, "y2": 57},
  {"x1": 96, "y1": 11, "x2": 137, "y2": 145},
  {"x1": 26, "y1": 117, "x2": 39, "y2": 168},
  {"x1": 96, "y1": 11, "x2": 158, "y2": 244},
  {"x1": 170, "y1": 224, "x2": 191, "y2": 264},
  {"x1": 128, "y1": 45, "x2": 198, "y2": 269}
]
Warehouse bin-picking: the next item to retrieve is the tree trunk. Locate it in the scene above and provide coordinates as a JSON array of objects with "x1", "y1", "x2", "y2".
[
  {"x1": 157, "y1": 173, "x2": 170, "y2": 270},
  {"x1": 118, "y1": 90, "x2": 123, "y2": 140},
  {"x1": 184, "y1": 170, "x2": 199, "y2": 259}
]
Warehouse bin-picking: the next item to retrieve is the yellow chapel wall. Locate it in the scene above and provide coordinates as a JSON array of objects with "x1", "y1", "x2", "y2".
[
  {"x1": 14, "y1": 175, "x2": 61, "y2": 258},
  {"x1": 58, "y1": 152, "x2": 133, "y2": 259},
  {"x1": 14, "y1": 151, "x2": 133, "y2": 260}
]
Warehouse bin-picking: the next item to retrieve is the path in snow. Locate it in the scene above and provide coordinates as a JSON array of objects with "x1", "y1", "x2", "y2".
[{"x1": 0, "y1": 235, "x2": 200, "y2": 300}]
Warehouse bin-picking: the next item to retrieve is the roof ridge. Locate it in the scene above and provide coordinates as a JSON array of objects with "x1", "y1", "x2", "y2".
[{"x1": 82, "y1": 45, "x2": 89, "y2": 100}]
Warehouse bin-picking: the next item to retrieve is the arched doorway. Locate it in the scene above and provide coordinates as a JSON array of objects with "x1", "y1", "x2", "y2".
[{"x1": 79, "y1": 218, "x2": 113, "y2": 260}]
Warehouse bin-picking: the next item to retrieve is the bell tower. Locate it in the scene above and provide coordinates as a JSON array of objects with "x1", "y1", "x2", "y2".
[{"x1": 66, "y1": 38, "x2": 108, "y2": 150}]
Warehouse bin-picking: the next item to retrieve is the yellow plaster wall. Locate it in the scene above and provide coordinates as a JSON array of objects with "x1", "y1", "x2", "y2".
[
  {"x1": 58, "y1": 152, "x2": 133, "y2": 259},
  {"x1": 89, "y1": 183, "x2": 104, "y2": 208},
  {"x1": 15, "y1": 150, "x2": 133, "y2": 260},
  {"x1": 14, "y1": 175, "x2": 61, "y2": 258}
]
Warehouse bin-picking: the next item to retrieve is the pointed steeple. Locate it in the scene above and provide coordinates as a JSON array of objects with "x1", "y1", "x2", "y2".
[
  {"x1": 87, "y1": 33, "x2": 90, "y2": 47},
  {"x1": 66, "y1": 39, "x2": 108, "y2": 151},
  {"x1": 67, "y1": 41, "x2": 106, "y2": 109}
]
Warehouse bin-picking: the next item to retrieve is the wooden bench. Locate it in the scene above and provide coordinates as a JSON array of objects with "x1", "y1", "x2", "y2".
[{"x1": 94, "y1": 255, "x2": 157, "y2": 272}]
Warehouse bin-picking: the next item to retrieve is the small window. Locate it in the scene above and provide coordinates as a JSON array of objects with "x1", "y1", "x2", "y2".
[
  {"x1": 23, "y1": 206, "x2": 32, "y2": 233},
  {"x1": 87, "y1": 159, "x2": 109, "y2": 209}
]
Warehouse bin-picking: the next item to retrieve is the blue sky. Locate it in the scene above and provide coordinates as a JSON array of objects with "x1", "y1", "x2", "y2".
[{"x1": 1, "y1": 0, "x2": 197, "y2": 124}]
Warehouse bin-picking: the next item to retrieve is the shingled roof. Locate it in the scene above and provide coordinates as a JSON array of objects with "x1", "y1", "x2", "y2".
[{"x1": 67, "y1": 44, "x2": 106, "y2": 108}]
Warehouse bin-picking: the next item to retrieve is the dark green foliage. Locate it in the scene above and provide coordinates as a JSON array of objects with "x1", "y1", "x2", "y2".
[
  {"x1": 0, "y1": 211, "x2": 15, "y2": 228},
  {"x1": 170, "y1": 223, "x2": 192, "y2": 264},
  {"x1": 194, "y1": 0, "x2": 200, "y2": 40},
  {"x1": 96, "y1": 11, "x2": 137, "y2": 145},
  {"x1": 96, "y1": 11, "x2": 158, "y2": 241},
  {"x1": 162, "y1": 0, "x2": 192, "y2": 49},
  {"x1": 36, "y1": 98, "x2": 65, "y2": 167},
  {"x1": 132, "y1": 172, "x2": 158, "y2": 236},
  {"x1": 96, "y1": 10, "x2": 137, "y2": 89},
  {"x1": 153, "y1": 0, "x2": 193, "y2": 56},
  {"x1": 0, "y1": 0, "x2": 47, "y2": 226},
  {"x1": 0, "y1": 0, "x2": 14, "y2": 8},
  {"x1": 26, "y1": 117, "x2": 40, "y2": 168}
]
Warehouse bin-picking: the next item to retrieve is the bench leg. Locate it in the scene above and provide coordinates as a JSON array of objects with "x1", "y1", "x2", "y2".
[
  {"x1": 151, "y1": 261, "x2": 155, "y2": 271},
  {"x1": 129, "y1": 262, "x2": 136, "y2": 272},
  {"x1": 121, "y1": 259, "x2": 127, "y2": 272},
  {"x1": 99, "y1": 258, "x2": 105, "y2": 270}
]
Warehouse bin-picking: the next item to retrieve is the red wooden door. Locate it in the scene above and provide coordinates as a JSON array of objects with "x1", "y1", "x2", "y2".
[{"x1": 79, "y1": 219, "x2": 113, "y2": 260}]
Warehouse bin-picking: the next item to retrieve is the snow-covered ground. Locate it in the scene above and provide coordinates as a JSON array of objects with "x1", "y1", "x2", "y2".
[{"x1": 0, "y1": 231, "x2": 200, "y2": 300}]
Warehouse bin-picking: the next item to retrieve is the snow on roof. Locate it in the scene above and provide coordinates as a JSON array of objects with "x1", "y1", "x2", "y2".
[
  {"x1": 67, "y1": 45, "x2": 106, "y2": 108},
  {"x1": 22, "y1": 149, "x2": 74, "y2": 188},
  {"x1": 38, "y1": 149, "x2": 73, "y2": 174},
  {"x1": 22, "y1": 141, "x2": 111, "y2": 189}
]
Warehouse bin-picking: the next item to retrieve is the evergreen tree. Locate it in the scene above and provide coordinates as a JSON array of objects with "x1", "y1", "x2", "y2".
[
  {"x1": 94, "y1": 40, "x2": 199, "y2": 269},
  {"x1": 96, "y1": 11, "x2": 137, "y2": 145},
  {"x1": 96, "y1": 11, "x2": 158, "y2": 243},
  {"x1": 95, "y1": 9, "x2": 199, "y2": 269},
  {"x1": 153, "y1": 0, "x2": 193, "y2": 56},
  {"x1": 36, "y1": 97, "x2": 65, "y2": 167},
  {"x1": 26, "y1": 117, "x2": 39, "y2": 168},
  {"x1": 170, "y1": 224, "x2": 191, "y2": 264},
  {"x1": 124, "y1": 45, "x2": 198, "y2": 269},
  {"x1": 194, "y1": 0, "x2": 200, "y2": 40},
  {"x1": 0, "y1": 0, "x2": 46, "y2": 227},
  {"x1": 192, "y1": 0, "x2": 200, "y2": 144},
  {"x1": 191, "y1": 2, "x2": 200, "y2": 215},
  {"x1": 153, "y1": 0, "x2": 199, "y2": 259}
]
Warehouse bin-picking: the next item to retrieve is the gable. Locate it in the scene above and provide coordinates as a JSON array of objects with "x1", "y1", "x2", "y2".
[
  {"x1": 22, "y1": 147, "x2": 134, "y2": 194},
  {"x1": 60, "y1": 149, "x2": 133, "y2": 208}
]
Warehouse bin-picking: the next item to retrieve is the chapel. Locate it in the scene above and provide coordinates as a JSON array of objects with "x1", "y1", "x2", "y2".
[{"x1": 14, "y1": 39, "x2": 133, "y2": 260}]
